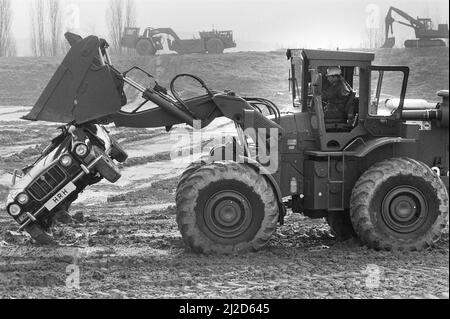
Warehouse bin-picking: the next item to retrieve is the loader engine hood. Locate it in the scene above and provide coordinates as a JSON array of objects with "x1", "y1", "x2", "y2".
[{"x1": 23, "y1": 33, "x2": 124, "y2": 124}]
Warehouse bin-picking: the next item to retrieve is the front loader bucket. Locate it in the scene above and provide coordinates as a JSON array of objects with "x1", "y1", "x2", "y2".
[
  {"x1": 381, "y1": 37, "x2": 395, "y2": 48},
  {"x1": 23, "y1": 34, "x2": 123, "y2": 124}
]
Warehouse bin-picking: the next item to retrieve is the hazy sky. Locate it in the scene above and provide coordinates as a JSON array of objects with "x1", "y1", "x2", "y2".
[{"x1": 9, "y1": 0, "x2": 450, "y2": 55}]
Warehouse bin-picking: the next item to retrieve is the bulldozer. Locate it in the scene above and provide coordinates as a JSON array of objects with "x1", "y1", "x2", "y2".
[
  {"x1": 6, "y1": 33, "x2": 449, "y2": 252},
  {"x1": 121, "y1": 27, "x2": 236, "y2": 55},
  {"x1": 381, "y1": 6, "x2": 449, "y2": 48}
]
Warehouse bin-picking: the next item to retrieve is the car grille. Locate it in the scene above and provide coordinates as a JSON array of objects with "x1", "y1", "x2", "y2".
[{"x1": 28, "y1": 165, "x2": 66, "y2": 201}]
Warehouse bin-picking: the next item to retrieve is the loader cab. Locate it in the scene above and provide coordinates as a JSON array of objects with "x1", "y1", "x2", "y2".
[
  {"x1": 121, "y1": 27, "x2": 140, "y2": 48},
  {"x1": 417, "y1": 18, "x2": 433, "y2": 31},
  {"x1": 287, "y1": 49, "x2": 409, "y2": 151}
]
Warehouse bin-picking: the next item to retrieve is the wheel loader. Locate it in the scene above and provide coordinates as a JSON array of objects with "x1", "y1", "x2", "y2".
[
  {"x1": 5, "y1": 33, "x2": 449, "y2": 253},
  {"x1": 121, "y1": 27, "x2": 236, "y2": 55}
]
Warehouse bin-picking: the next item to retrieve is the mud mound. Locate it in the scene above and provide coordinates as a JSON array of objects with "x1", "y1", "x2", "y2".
[
  {"x1": 118, "y1": 152, "x2": 171, "y2": 169},
  {"x1": 374, "y1": 47, "x2": 449, "y2": 101},
  {"x1": 0, "y1": 184, "x2": 9, "y2": 202},
  {"x1": 107, "y1": 177, "x2": 177, "y2": 203}
]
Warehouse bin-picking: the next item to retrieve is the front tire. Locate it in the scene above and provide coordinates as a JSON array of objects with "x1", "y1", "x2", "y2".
[
  {"x1": 176, "y1": 156, "x2": 211, "y2": 191},
  {"x1": 350, "y1": 157, "x2": 449, "y2": 251},
  {"x1": 206, "y1": 38, "x2": 224, "y2": 54},
  {"x1": 176, "y1": 162, "x2": 279, "y2": 254},
  {"x1": 135, "y1": 39, "x2": 156, "y2": 56}
]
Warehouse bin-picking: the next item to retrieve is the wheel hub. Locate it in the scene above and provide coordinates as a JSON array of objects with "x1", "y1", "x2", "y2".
[
  {"x1": 204, "y1": 190, "x2": 252, "y2": 238},
  {"x1": 382, "y1": 186, "x2": 427, "y2": 233}
]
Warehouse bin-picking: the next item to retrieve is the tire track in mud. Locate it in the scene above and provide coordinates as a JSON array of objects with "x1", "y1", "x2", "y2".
[{"x1": 1, "y1": 205, "x2": 448, "y2": 299}]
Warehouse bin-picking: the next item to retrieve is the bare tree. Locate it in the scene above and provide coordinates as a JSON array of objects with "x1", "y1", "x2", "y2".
[
  {"x1": 124, "y1": 0, "x2": 136, "y2": 28},
  {"x1": 362, "y1": 11, "x2": 385, "y2": 48},
  {"x1": 30, "y1": 0, "x2": 63, "y2": 56},
  {"x1": 363, "y1": 27, "x2": 384, "y2": 49},
  {"x1": 30, "y1": 0, "x2": 48, "y2": 56},
  {"x1": 0, "y1": 0, "x2": 16, "y2": 57},
  {"x1": 124, "y1": 0, "x2": 136, "y2": 54},
  {"x1": 47, "y1": 0, "x2": 63, "y2": 56},
  {"x1": 106, "y1": 0, "x2": 137, "y2": 54},
  {"x1": 107, "y1": 0, "x2": 124, "y2": 54}
]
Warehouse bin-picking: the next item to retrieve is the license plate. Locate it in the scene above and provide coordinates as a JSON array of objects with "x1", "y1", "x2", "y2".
[{"x1": 44, "y1": 182, "x2": 76, "y2": 211}]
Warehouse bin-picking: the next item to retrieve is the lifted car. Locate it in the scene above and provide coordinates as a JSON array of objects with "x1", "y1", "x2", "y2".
[{"x1": 6, "y1": 124, "x2": 127, "y2": 244}]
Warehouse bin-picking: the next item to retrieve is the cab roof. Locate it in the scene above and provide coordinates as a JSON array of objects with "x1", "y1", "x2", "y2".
[{"x1": 286, "y1": 49, "x2": 375, "y2": 62}]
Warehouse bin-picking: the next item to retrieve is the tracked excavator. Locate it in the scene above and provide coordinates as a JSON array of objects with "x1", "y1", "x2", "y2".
[{"x1": 381, "y1": 6, "x2": 449, "y2": 48}]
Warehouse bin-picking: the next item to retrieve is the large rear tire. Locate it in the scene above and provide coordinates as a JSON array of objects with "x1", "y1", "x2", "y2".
[
  {"x1": 176, "y1": 162, "x2": 279, "y2": 254},
  {"x1": 206, "y1": 38, "x2": 224, "y2": 54},
  {"x1": 136, "y1": 39, "x2": 156, "y2": 56},
  {"x1": 350, "y1": 157, "x2": 449, "y2": 251}
]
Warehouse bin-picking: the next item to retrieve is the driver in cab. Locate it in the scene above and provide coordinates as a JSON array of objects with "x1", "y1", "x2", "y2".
[{"x1": 322, "y1": 66, "x2": 356, "y2": 124}]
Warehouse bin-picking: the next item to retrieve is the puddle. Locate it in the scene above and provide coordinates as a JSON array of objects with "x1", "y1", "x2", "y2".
[
  {"x1": 0, "y1": 106, "x2": 30, "y2": 122},
  {"x1": 77, "y1": 159, "x2": 186, "y2": 204}
]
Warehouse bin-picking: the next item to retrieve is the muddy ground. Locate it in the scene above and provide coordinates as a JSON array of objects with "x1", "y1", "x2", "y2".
[{"x1": 0, "y1": 48, "x2": 448, "y2": 299}]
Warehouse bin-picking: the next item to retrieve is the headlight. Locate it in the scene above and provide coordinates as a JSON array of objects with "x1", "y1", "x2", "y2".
[
  {"x1": 8, "y1": 204, "x2": 21, "y2": 216},
  {"x1": 60, "y1": 154, "x2": 73, "y2": 167},
  {"x1": 17, "y1": 193, "x2": 29, "y2": 205},
  {"x1": 74, "y1": 143, "x2": 89, "y2": 157}
]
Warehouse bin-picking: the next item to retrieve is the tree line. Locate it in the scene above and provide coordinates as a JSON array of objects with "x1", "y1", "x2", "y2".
[
  {"x1": 0, "y1": 0, "x2": 15, "y2": 56},
  {"x1": 0, "y1": 0, "x2": 136, "y2": 57}
]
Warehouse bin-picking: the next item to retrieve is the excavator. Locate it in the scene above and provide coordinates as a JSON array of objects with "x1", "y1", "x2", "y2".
[{"x1": 381, "y1": 6, "x2": 449, "y2": 48}]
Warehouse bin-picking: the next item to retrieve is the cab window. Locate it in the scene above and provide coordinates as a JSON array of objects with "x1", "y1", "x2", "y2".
[{"x1": 369, "y1": 69, "x2": 407, "y2": 117}]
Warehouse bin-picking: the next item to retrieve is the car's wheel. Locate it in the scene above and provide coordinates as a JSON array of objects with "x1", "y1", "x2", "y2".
[
  {"x1": 176, "y1": 161, "x2": 279, "y2": 254},
  {"x1": 93, "y1": 146, "x2": 121, "y2": 183},
  {"x1": 135, "y1": 39, "x2": 156, "y2": 56},
  {"x1": 325, "y1": 210, "x2": 356, "y2": 240},
  {"x1": 206, "y1": 38, "x2": 224, "y2": 54},
  {"x1": 25, "y1": 223, "x2": 58, "y2": 245},
  {"x1": 109, "y1": 137, "x2": 128, "y2": 163},
  {"x1": 350, "y1": 157, "x2": 449, "y2": 251}
]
